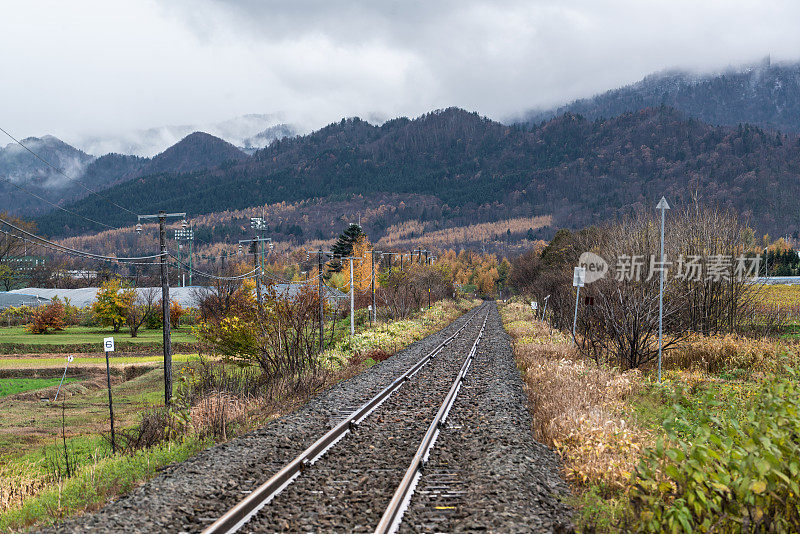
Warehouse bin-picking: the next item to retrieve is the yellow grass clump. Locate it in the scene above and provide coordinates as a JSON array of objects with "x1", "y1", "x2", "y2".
[
  {"x1": 501, "y1": 303, "x2": 646, "y2": 494},
  {"x1": 0, "y1": 468, "x2": 47, "y2": 512},
  {"x1": 664, "y1": 334, "x2": 793, "y2": 376}
]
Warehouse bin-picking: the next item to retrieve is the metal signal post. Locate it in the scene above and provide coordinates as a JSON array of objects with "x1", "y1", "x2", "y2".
[
  {"x1": 137, "y1": 211, "x2": 186, "y2": 407},
  {"x1": 175, "y1": 224, "x2": 194, "y2": 286},
  {"x1": 370, "y1": 250, "x2": 383, "y2": 324}
]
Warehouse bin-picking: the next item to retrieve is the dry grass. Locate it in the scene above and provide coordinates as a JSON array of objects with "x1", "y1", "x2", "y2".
[
  {"x1": 662, "y1": 333, "x2": 795, "y2": 377},
  {"x1": 0, "y1": 466, "x2": 47, "y2": 512},
  {"x1": 501, "y1": 303, "x2": 647, "y2": 495},
  {"x1": 189, "y1": 393, "x2": 261, "y2": 441}
]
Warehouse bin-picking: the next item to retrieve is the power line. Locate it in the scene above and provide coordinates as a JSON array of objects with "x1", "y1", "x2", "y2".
[
  {"x1": 0, "y1": 174, "x2": 116, "y2": 230},
  {"x1": 0, "y1": 126, "x2": 138, "y2": 219},
  {"x1": 0, "y1": 217, "x2": 165, "y2": 262},
  {"x1": 166, "y1": 251, "x2": 261, "y2": 281}
]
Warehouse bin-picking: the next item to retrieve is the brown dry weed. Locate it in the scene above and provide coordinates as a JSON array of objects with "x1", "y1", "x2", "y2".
[{"x1": 502, "y1": 302, "x2": 647, "y2": 494}]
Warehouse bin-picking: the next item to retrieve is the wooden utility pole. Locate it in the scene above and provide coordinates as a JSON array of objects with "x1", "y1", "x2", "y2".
[
  {"x1": 137, "y1": 210, "x2": 185, "y2": 407},
  {"x1": 158, "y1": 212, "x2": 172, "y2": 406}
]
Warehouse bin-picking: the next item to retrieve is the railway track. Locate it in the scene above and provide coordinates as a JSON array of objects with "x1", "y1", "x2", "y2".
[
  {"x1": 44, "y1": 302, "x2": 572, "y2": 533},
  {"x1": 203, "y1": 304, "x2": 491, "y2": 533}
]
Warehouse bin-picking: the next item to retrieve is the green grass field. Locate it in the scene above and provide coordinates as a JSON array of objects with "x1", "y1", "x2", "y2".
[
  {"x1": 0, "y1": 377, "x2": 80, "y2": 398},
  {"x1": 0, "y1": 353, "x2": 199, "y2": 369},
  {"x1": 0, "y1": 326, "x2": 195, "y2": 345}
]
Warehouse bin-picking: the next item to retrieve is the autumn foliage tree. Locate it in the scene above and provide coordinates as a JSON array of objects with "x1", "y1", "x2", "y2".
[
  {"x1": 92, "y1": 279, "x2": 135, "y2": 332},
  {"x1": 27, "y1": 296, "x2": 66, "y2": 334}
]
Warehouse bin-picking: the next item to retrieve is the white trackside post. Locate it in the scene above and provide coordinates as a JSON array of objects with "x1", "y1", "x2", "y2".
[{"x1": 572, "y1": 267, "x2": 585, "y2": 345}]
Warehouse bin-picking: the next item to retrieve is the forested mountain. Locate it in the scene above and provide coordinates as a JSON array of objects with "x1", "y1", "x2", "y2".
[
  {"x1": 0, "y1": 132, "x2": 245, "y2": 215},
  {"x1": 74, "y1": 113, "x2": 297, "y2": 157},
  {"x1": 138, "y1": 132, "x2": 247, "y2": 175},
  {"x1": 0, "y1": 136, "x2": 95, "y2": 215},
  {"x1": 524, "y1": 59, "x2": 800, "y2": 133},
  {"x1": 36, "y1": 107, "x2": 800, "y2": 240}
]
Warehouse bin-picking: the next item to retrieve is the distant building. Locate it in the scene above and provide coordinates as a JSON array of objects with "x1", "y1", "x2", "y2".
[{"x1": 4, "y1": 256, "x2": 45, "y2": 271}]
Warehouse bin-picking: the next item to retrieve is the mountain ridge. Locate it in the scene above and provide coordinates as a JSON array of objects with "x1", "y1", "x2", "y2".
[
  {"x1": 0, "y1": 131, "x2": 249, "y2": 216},
  {"x1": 34, "y1": 106, "x2": 800, "y2": 240},
  {"x1": 522, "y1": 59, "x2": 800, "y2": 133}
]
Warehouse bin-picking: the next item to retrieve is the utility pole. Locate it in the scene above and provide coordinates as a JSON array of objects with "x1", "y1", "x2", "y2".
[
  {"x1": 337, "y1": 255, "x2": 359, "y2": 336},
  {"x1": 137, "y1": 211, "x2": 185, "y2": 407},
  {"x1": 349, "y1": 257, "x2": 355, "y2": 335},
  {"x1": 239, "y1": 236, "x2": 272, "y2": 310},
  {"x1": 308, "y1": 249, "x2": 335, "y2": 352},
  {"x1": 253, "y1": 239, "x2": 261, "y2": 309},
  {"x1": 371, "y1": 250, "x2": 382, "y2": 324},
  {"x1": 656, "y1": 196, "x2": 670, "y2": 383}
]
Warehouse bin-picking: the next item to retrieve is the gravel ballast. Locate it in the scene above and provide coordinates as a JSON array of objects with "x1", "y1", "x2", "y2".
[{"x1": 43, "y1": 302, "x2": 573, "y2": 533}]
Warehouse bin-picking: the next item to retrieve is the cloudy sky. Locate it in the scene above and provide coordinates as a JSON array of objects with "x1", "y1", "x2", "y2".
[{"x1": 2, "y1": 0, "x2": 799, "y2": 144}]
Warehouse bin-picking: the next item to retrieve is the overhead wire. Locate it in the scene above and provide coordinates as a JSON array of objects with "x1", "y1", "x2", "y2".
[
  {"x1": 0, "y1": 174, "x2": 116, "y2": 230},
  {"x1": 166, "y1": 252, "x2": 261, "y2": 281},
  {"x1": 0, "y1": 217, "x2": 165, "y2": 262},
  {"x1": 0, "y1": 228, "x2": 162, "y2": 266},
  {"x1": 0, "y1": 126, "x2": 138, "y2": 220}
]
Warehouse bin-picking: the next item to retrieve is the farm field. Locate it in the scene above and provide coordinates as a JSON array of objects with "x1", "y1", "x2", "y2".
[
  {"x1": 0, "y1": 377, "x2": 80, "y2": 399},
  {"x1": 0, "y1": 326, "x2": 195, "y2": 346}
]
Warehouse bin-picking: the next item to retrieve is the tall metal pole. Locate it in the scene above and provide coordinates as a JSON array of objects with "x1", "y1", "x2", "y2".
[
  {"x1": 656, "y1": 196, "x2": 670, "y2": 384},
  {"x1": 253, "y1": 239, "x2": 262, "y2": 311},
  {"x1": 542, "y1": 295, "x2": 550, "y2": 321},
  {"x1": 349, "y1": 258, "x2": 355, "y2": 336},
  {"x1": 572, "y1": 285, "x2": 580, "y2": 343},
  {"x1": 105, "y1": 348, "x2": 116, "y2": 454},
  {"x1": 318, "y1": 252, "x2": 324, "y2": 351},
  {"x1": 158, "y1": 212, "x2": 172, "y2": 407},
  {"x1": 371, "y1": 252, "x2": 376, "y2": 324},
  {"x1": 177, "y1": 242, "x2": 182, "y2": 287},
  {"x1": 188, "y1": 228, "x2": 193, "y2": 286}
]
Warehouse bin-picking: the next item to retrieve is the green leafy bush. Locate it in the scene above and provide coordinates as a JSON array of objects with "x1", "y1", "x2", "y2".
[{"x1": 630, "y1": 376, "x2": 800, "y2": 532}]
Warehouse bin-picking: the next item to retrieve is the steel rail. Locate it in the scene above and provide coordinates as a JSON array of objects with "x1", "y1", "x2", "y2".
[
  {"x1": 374, "y1": 309, "x2": 490, "y2": 534},
  {"x1": 202, "y1": 304, "x2": 486, "y2": 534}
]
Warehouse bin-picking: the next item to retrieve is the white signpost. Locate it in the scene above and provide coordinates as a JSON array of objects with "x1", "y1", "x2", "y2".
[
  {"x1": 572, "y1": 267, "x2": 586, "y2": 344},
  {"x1": 53, "y1": 355, "x2": 74, "y2": 402},
  {"x1": 103, "y1": 337, "x2": 116, "y2": 453}
]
